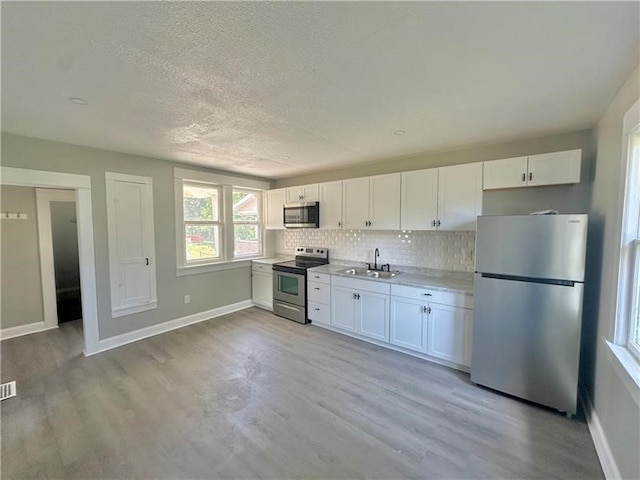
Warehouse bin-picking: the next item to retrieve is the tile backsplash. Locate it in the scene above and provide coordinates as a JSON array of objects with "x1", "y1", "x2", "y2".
[{"x1": 274, "y1": 229, "x2": 476, "y2": 272}]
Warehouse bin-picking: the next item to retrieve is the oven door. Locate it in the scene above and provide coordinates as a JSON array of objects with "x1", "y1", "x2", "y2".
[{"x1": 273, "y1": 269, "x2": 306, "y2": 307}]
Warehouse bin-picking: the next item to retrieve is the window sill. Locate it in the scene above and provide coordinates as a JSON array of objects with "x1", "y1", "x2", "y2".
[
  {"x1": 176, "y1": 259, "x2": 253, "y2": 277},
  {"x1": 605, "y1": 338, "x2": 640, "y2": 408}
]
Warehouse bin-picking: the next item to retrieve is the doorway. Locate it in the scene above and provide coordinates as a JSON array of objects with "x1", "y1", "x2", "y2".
[
  {"x1": 36, "y1": 189, "x2": 82, "y2": 327},
  {"x1": 1, "y1": 167, "x2": 99, "y2": 355}
]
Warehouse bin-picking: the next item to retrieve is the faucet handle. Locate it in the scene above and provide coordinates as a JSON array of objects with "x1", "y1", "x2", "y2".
[
  {"x1": 384, "y1": 263, "x2": 391, "y2": 272},
  {"x1": 366, "y1": 263, "x2": 372, "y2": 270}
]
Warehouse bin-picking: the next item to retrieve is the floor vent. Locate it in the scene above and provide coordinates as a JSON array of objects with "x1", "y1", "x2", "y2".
[{"x1": 0, "y1": 381, "x2": 16, "y2": 401}]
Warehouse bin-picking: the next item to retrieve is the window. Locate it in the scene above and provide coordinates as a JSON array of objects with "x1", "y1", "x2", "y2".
[
  {"x1": 623, "y1": 130, "x2": 640, "y2": 359},
  {"x1": 233, "y1": 189, "x2": 262, "y2": 258},
  {"x1": 174, "y1": 168, "x2": 268, "y2": 274},
  {"x1": 616, "y1": 98, "x2": 640, "y2": 364},
  {"x1": 183, "y1": 182, "x2": 222, "y2": 263}
]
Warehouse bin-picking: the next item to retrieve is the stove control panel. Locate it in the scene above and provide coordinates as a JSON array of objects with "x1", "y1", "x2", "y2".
[{"x1": 295, "y1": 246, "x2": 329, "y2": 259}]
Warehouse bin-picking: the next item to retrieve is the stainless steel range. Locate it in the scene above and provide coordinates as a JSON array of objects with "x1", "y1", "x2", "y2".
[{"x1": 272, "y1": 247, "x2": 329, "y2": 324}]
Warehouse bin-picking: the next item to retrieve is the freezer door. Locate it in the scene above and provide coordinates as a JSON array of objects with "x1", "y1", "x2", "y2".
[
  {"x1": 475, "y1": 214, "x2": 587, "y2": 282},
  {"x1": 471, "y1": 273, "x2": 583, "y2": 415}
]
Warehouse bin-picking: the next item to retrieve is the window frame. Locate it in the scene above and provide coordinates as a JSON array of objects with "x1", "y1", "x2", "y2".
[
  {"x1": 182, "y1": 181, "x2": 224, "y2": 265},
  {"x1": 613, "y1": 99, "x2": 640, "y2": 374},
  {"x1": 174, "y1": 168, "x2": 269, "y2": 275},
  {"x1": 231, "y1": 187, "x2": 263, "y2": 260}
]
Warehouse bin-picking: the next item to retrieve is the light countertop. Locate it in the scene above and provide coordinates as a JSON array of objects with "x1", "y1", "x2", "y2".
[
  {"x1": 308, "y1": 263, "x2": 474, "y2": 295},
  {"x1": 251, "y1": 256, "x2": 293, "y2": 265}
]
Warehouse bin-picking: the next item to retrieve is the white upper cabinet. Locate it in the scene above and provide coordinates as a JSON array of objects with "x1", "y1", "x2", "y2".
[
  {"x1": 437, "y1": 163, "x2": 483, "y2": 231},
  {"x1": 369, "y1": 173, "x2": 401, "y2": 230},
  {"x1": 265, "y1": 188, "x2": 286, "y2": 230},
  {"x1": 527, "y1": 149, "x2": 581, "y2": 186},
  {"x1": 319, "y1": 181, "x2": 343, "y2": 229},
  {"x1": 483, "y1": 149, "x2": 581, "y2": 190},
  {"x1": 342, "y1": 177, "x2": 370, "y2": 229},
  {"x1": 483, "y1": 156, "x2": 528, "y2": 190},
  {"x1": 286, "y1": 183, "x2": 319, "y2": 203},
  {"x1": 400, "y1": 168, "x2": 439, "y2": 230},
  {"x1": 105, "y1": 173, "x2": 157, "y2": 318}
]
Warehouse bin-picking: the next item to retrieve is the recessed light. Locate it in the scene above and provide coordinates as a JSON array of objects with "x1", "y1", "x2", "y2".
[
  {"x1": 281, "y1": 155, "x2": 290, "y2": 160},
  {"x1": 68, "y1": 97, "x2": 88, "y2": 105},
  {"x1": 394, "y1": 130, "x2": 406, "y2": 136}
]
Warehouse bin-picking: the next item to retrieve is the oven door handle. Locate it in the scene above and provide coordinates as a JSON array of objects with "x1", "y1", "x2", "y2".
[{"x1": 274, "y1": 302, "x2": 303, "y2": 312}]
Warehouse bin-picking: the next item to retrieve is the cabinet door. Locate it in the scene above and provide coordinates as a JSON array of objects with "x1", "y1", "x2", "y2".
[
  {"x1": 390, "y1": 296, "x2": 426, "y2": 352},
  {"x1": 106, "y1": 173, "x2": 157, "y2": 318},
  {"x1": 319, "y1": 181, "x2": 343, "y2": 229},
  {"x1": 527, "y1": 150, "x2": 581, "y2": 186},
  {"x1": 331, "y1": 286, "x2": 357, "y2": 332},
  {"x1": 427, "y1": 304, "x2": 472, "y2": 366},
  {"x1": 252, "y1": 272, "x2": 273, "y2": 310},
  {"x1": 437, "y1": 163, "x2": 483, "y2": 231},
  {"x1": 369, "y1": 173, "x2": 401, "y2": 230},
  {"x1": 265, "y1": 189, "x2": 286, "y2": 229},
  {"x1": 483, "y1": 157, "x2": 528, "y2": 190},
  {"x1": 286, "y1": 184, "x2": 319, "y2": 203},
  {"x1": 400, "y1": 169, "x2": 438, "y2": 230},
  {"x1": 342, "y1": 177, "x2": 370, "y2": 229},
  {"x1": 358, "y1": 291, "x2": 389, "y2": 342}
]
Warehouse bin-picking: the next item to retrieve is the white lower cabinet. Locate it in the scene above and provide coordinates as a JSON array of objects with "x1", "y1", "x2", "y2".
[
  {"x1": 426, "y1": 303, "x2": 472, "y2": 366},
  {"x1": 323, "y1": 275, "x2": 473, "y2": 370},
  {"x1": 252, "y1": 262, "x2": 273, "y2": 310},
  {"x1": 390, "y1": 296, "x2": 426, "y2": 352},
  {"x1": 331, "y1": 286, "x2": 358, "y2": 332}
]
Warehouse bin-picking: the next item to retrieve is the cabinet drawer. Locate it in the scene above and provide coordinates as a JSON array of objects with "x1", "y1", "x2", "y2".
[
  {"x1": 308, "y1": 281, "x2": 331, "y2": 304},
  {"x1": 390, "y1": 284, "x2": 473, "y2": 309},
  {"x1": 308, "y1": 301, "x2": 330, "y2": 326},
  {"x1": 331, "y1": 275, "x2": 391, "y2": 295},
  {"x1": 252, "y1": 262, "x2": 273, "y2": 274},
  {"x1": 308, "y1": 272, "x2": 330, "y2": 284}
]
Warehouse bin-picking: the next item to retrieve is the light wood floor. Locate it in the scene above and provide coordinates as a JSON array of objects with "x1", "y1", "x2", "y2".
[{"x1": 2, "y1": 307, "x2": 603, "y2": 479}]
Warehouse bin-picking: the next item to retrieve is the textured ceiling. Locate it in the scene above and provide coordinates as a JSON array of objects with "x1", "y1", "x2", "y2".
[{"x1": 2, "y1": 2, "x2": 639, "y2": 179}]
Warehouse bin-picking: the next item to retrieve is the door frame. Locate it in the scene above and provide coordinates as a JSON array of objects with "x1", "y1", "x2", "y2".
[
  {"x1": 35, "y1": 188, "x2": 77, "y2": 330},
  {"x1": 1, "y1": 167, "x2": 100, "y2": 355}
]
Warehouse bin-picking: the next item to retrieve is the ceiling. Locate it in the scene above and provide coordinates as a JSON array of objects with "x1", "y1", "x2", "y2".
[{"x1": 2, "y1": 2, "x2": 639, "y2": 179}]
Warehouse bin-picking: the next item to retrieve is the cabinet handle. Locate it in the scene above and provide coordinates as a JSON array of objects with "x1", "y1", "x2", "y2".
[
  {"x1": 145, "y1": 258, "x2": 149, "y2": 266},
  {"x1": 423, "y1": 306, "x2": 428, "y2": 313},
  {"x1": 432, "y1": 220, "x2": 436, "y2": 227},
  {"x1": 314, "y1": 308, "x2": 320, "y2": 311},
  {"x1": 338, "y1": 221, "x2": 342, "y2": 227},
  {"x1": 529, "y1": 172, "x2": 533, "y2": 181},
  {"x1": 428, "y1": 306, "x2": 432, "y2": 314},
  {"x1": 522, "y1": 173, "x2": 526, "y2": 182},
  {"x1": 436, "y1": 219, "x2": 441, "y2": 227},
  {"x1": 422, "y1": 293, "x2": 432, "y2": 296},
  {"x1": 353, "y1": 293, "x2": 358, "y2": 299},
  {"x1": 357, "y1": 293, "x2": 361, "y2": 300},
  {"x1": 314, "y1": 287, "x2": 320, "y2": 290},
  {"x1": 314, "y1": 275, "x2": 320, "y2": 279}
]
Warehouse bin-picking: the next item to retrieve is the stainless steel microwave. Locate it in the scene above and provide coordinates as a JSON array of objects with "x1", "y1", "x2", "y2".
[{"x1": 283, "y1": 202, "x2": 319, "y2": 228}]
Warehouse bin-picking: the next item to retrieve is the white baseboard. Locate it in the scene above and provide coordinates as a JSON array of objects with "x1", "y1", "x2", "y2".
[
  {"x1": 580, "y1": 387, "x2": 621, "y2": 480},
  {"x1": 86, "y1": 300, "x2": 254, "y2": 356},
  {"x1": 0, "y1": 322, "x2": 58, "y2": 340}
]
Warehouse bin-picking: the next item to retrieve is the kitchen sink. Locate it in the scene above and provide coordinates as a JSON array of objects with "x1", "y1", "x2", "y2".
[
  {"x1": 365, "y1": 270, "x2": 399, "y2": 279},
  {"x1": 337, "y1": 267, "x2": 400, "y2": 279}
]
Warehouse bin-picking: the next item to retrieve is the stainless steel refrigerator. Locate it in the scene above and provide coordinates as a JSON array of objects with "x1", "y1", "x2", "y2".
[{"x1": 471, "y1": 214, "x2": 588, "y2": 416}]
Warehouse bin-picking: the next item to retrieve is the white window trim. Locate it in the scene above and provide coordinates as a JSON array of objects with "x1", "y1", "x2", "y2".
[
  {"x1": 610, "y1": 97, "x2": 640, "y2": 399},
  {"x1": 174, "y1": 168, "x2": 269, "y2": 275},
  {"x1": 182, "y1": 181, "x2": 224, "y2": 264},
  {"x1": 232, "y1": 187, "x2": 264, "y2": 260}
]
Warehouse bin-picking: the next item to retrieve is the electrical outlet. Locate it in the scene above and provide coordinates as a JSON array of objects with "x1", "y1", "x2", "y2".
[{"x1": 184, "y1": 294, "x2": 190, "y2": 304}]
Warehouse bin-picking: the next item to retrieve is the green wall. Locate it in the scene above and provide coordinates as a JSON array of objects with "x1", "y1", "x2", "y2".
[{"x1": 1, "y1": 133, "x2": 268, "y2": 340}]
